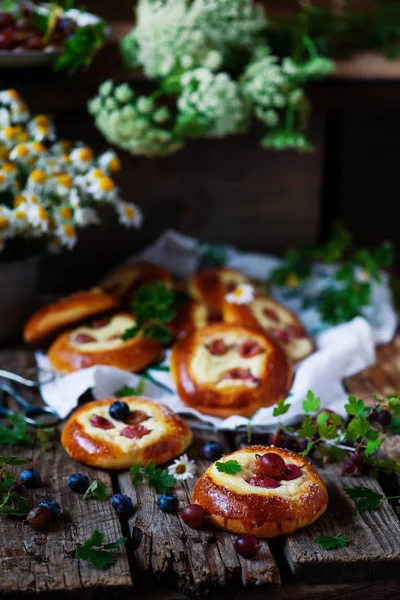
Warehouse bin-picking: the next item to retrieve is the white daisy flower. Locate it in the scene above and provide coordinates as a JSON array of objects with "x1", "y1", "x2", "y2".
[
  {"x1": 0, "y1": 170, "x2": 10, "y2": 192},
  {"x1": 167, "y1": 454, "x2": 196, "y2": 481},
  {"x1": 0, "y1": 206, "x2": 13, "y2": 240},
  {"x1": 53, "y1": 173, "x2": 74, "y2": 196},
  {"x1": 70, "y1": 146, "x2": 95, "y2": 171},
  {"x1": 0, "y1": 107, "x2": 11, "y2": 127},
  {"x1": 97, "y1": 150, "x2": 122, "y2": 174},
  {"x1": 27, "y1": 115, "x2": 56, "y2": 143},
  {"x1": 74, "y1": 205, "x2": 99, "y2": 227},
  {"x1": 50, "y1": 140, "x2": 73, "y2": 155},
  {"x1": 225, "y1": 283, "x2": 255, "y2": 305},
  {"x1": 116, "y1": 200, "x2": 143, "y2": 228},
  {"x1": 10, "y1": 142, "x2": 32, "y2": 165},
  {"x1": 55, "y1": 222, "x2": 78, "y2": 249},
  {"x1": 25, "y1": 202, "x2": 51, "y2": 234},
  {"x1": 89, "y1": 174, "x2": 118, "y2": 202},
  {"x1": 86, "y1": 167, "x2": 106, "y2": 184},
  {"x1": 26, "y1": 169, "x2": 47, "y2": 195}
]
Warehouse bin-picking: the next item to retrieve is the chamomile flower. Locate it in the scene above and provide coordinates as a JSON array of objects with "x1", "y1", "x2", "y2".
[
  {"x1": 0, "y1": 206, "x2": 13, "y2": 240},
  {"x1": 98, "y1": 150, "x2": 122, "y2": 174},
  {"x1": 70, "y1": 146, "x2": 95, "y2": 171},
  {"x1": 10, "y1": 142, "x2": 33, "y2": 166},
  {"x1": 27, "y1": 119, "x2": 56, "y2": 143},
  {"x1": 25, "y1": 202, "x2": 51, "y2": 234},
  {"x1": 0, "y1": 125, "x2": 23, "y2": 147},
  {"x1": 167, "y1": 454, "x2": 196, "y2": 481},
  {"x1": 86, "y1": 167, "x2": 106, "y2": 184},
  {"x1": 54, "y1": 173, "x2": 74, "y2": 196},
  {"x1": 89, "y1": 175, "x2": 118, "y2": 202},
  {"x1": 74, "y1": 205, "x2": 99, "y2": 227},
  {"x1": 56, "y1": 222, "x2": 78, "y2": 249},
  {"x1": 225, "y1": 284, "x2": 255, "y2": 304},
  {"x1": 116, "y1": 201, "x2": 143, "y2": 228},
  {"x1": 0, "y1": 145, "x2": 10, "y2": 163},
  {"x1": 50, "y1": 140, "x2": 73, "y2": 155},
  {"x1": 26, "y1": 169, "x2": 47, "y2": 195},
  {"x1": 0, "y1": 171, "x2": 10, "y2": 192}
]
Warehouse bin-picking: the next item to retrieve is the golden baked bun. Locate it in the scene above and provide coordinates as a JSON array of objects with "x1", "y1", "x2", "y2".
[
  {"x1": 61, "y1": 397, "x2": 193, "y2": 469},
  {"x1": 170, "y1": 301, "x2": 222, "y2": 340},
  {"x1": 170, "y1": 323, "x2": 292, "y2": 418},
  {"x1": 24, "y1": 288, "x2": 118, "y2": 346},
  {"x1": 48, "y1": 313, "x2": 162, "y2": 374},
  {"x1": 188, "y1": 267, "x2": 252, "y2": 310},
  {"x1": 223, "y1": 296, "x2": 313, "y2": 363},
  {"x1": 193, "y1": 446, "x2": 328, "y2": 538},
  {"x1": 100, "y1": 261, "x2": 173, "y2": 307}
]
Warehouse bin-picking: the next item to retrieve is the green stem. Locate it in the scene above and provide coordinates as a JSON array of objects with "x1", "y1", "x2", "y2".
[{"x1": 302, "y1": 34, "x2": 318, "y2": 60}]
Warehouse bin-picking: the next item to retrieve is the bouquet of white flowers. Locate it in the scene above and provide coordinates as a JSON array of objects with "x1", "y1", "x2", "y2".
[{"x1": 0, "y1": 89, "x2": 142, "y2": 261}]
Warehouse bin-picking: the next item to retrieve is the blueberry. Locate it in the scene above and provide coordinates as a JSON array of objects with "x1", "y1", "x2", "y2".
[
  {"x1": 20, "y1": 469, "x2": 41, "y2": 488},
  {"x1": 157, "y1": 493, "x2": 179, "y2": 513},
  {"x1": 109, "y1": 401, "x2": 130, "y2": 421},
  {"x1": 68, "y1": 473, "x2": 90, "y2": 494},
  {"x1": 111, "y1": 493, "x2": 134, "y2": 516},
  {"x1": 39, "y1": 500, "x2": 62, "y2": 521},
  {"x1": 201, "y1": 441, "x2": 223, "y2": 461}
]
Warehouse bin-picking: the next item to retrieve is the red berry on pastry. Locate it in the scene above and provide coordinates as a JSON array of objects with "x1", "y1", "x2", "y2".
[
  {"x1": 238, "y1": 340, "x2": 263, "y2": 358},
  {"x1": 74, "y1": 333, "x2": 97, "y2": 344},
  {"x1": 269, "y1": 328, "x2": 289, "y2": 343},
  {"x1": 279, "y1": 464, "x2": 302, "y2": 481},
  {"x1": 248, "y1": 475, "x2": 280, "y2": 488},
  {"x1": 90, "y1": 415, "x2": 114, "y2": 430},
  {"x1": 120, "y1": 424, "x2": 150, "y2": 439},
  {"x1": 252, "y1": 452, "x2": 286, "y2": 478},
  {"x1": 286, "y1": 325, "x2": 306, "y2": 339},
  {"x1": 222, "y1": 368, "x2": 260, "y2": 387},
  {"x1": 263, "y1": 307, "x2": 279, "y2": 322},
  {"x1": 124, "y1": 410, "x2": 150, "y2": 425},
  {"x1": 208, "y1": 339, "x2": 228, "y2": 356}
]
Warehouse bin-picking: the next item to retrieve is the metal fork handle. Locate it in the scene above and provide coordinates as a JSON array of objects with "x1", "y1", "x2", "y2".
[{"x1": 0, "y1": 368, "x2": 55, "y2": 388}]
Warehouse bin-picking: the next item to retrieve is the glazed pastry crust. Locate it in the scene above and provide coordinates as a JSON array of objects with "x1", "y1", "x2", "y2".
[
  {"x1": 170, "y1": 323, "x2": 293, "y2": 418},
  {"x1": 193, "y1": 446, "x2": 328, "y2": 538},
  {"x1": 48, "y1": 313, "x2": 162, "y2": 374},
  {"x1": 100, "y1": 261, "x2": 172, "y2": 306},
  {"x1": 61, "y1": 397, "x2": 193, "y2": 469},
  {"x1": 188, "y1": 267, "x2": 252, "y2": 310},
  {"x1": 223, "y1": 296, "x2": 314, "y2": 363},
  {"x1": 23, "y1": 288, "x2": 118, "y2": 346},
  {"x1": 170, "y1": 301, "x2": 221, "y2": 340}
]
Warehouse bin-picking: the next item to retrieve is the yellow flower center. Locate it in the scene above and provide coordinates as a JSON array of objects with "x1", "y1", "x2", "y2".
[
  {"x1": 31, "y1": 142, "x2": 46, "y2": 153},
  {"x1": 59, "y1": 207, "x2": 73, "y2": 220},
  {"x1": 14, "y1": 194, "x2": 26, "y2": 207},
  {"x1": 0, "y1": 146, "x2": 10, "y2": 160},
  {"x1": 4, "y1": 126, "x2": 19, "y2": 139},
  {"x1": 7, "y1": 89, "x2": 20, "y2": 100},
  {"x1": 34, "y1": 114, "x2": 50, "y2": 126},
  {"x1": 2, "y1": 163, "x2": 16, "y2": 173},
  {"x1": 37, "y1": 124, "x2": 49, "y2": 134},
  {"x1": 99, "y1": 176, "x2": 115, "y2": 192},
  {"x1": 30, "y1": 194, "x2": 39, "y2": 204},
  {"x1": 109, "y1": 157, "x2": 122, "y2": 173},
  {"x1": 58, "y1": 174, "x2": 73, "y2": 188},
  {"x1": 0, "y1": 216, "x2": 9, "y2": 231},
  {"x1": 64, "y1": 223, "x2": 76, "y2": 238},
  {"x1": 92, "y1": 168, "x2": 104, "y2": 179},
  {"x1": 18, "y1": 132, "x2": 30, "y2": 143},
  {"x1": 124, "y1": 206, "x2": 136, "y2": 219},
  {"x1": 15, "y1": 144, "x2": 29, "y2": 157},
  {"x1": 232, "y1": 288, "x2": 243, "y2": 297},
  {"x1": 0, "y1": 174, "x2": 5, "y2": 185},
  {"x1": 15, "y1": 210, "x2": 26, "y2": 219},
  {"x1": 62, "y1": 153, "x2": 71, "y2": 163},
  {"x1": 30, "y1": 169, "x2": 46, "y2": 184},
  {"x1": 79, "y1": 147, "x2": 94, "y2": 162},
  {"x1": 175, "y1": 464, "x2": 186, "y2": 475},
  {"x1": 38, "y1": 207, "x2": 50, "y2": 220}
]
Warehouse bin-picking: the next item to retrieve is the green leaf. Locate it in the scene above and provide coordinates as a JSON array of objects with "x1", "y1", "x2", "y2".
[
  {"x1": 83, "y1": 480, "x2": 110, "y2": 501},
  {"x1": 215, "y1": 460, "x2": 242, "y2": 475},
  {"x1": 147, "y1": 468, "x2": 176, "y2": 494},
  {"x1": 143, "y1": 323, "x2": 172, "y2": 343},
  {"x1": 0, "y1": 491, "x2": 29, "y2": 517},
  {"x1": 344, "y1": 486, "x2": 383, "y2": 511},
  {"x1": 319, "y1": 445, "x2": 347, "y2": 460},
  {"x1": 298, "y1": 415, "x2": 317, "y2": 439},
  {"x1": 130, "y1": 463, "x2": 144, "y2": 485},
  {"x1": 115, "y1": 379, "x2": 146, "y2": 398},
  {"x1": 0, "y1": 415, "x2": 34, "y2": 446},
  {"x1": 75, "y1": 530, "x2": 126, "y2": 569},
  {"x1": 344, "y1": 396, "x2": 368, "y2": 417},
  {"x1": 36, "y1": 427, "x2": 55, "y2": 452},
  {"x1": 55, "y1": 22, "x2": 107, "y2": 75},
  {"x1": 314, "y1": 534, "x2": 349, "y2": 550},
  {"x1": 103, "y1": 537, "x2": 128, "y2": 550},
  {"x1": 272, "y1": 398, "x2": 291, "y2": 417},
  {"x1": 0, "y1": 456, "x2": 28, "y2": 466},
  {"x1": 303, "y1": 390, "x2": 321, "y2": 413},
  {"x1": 122, "y1": 325, "x2": 140, "y2": 341},
  {"x1": 83, "y1": 530, "x2": 105, "y2": 548},
  {"x1": 299, "y1": 441, "x2": 315, "y2": 456}
]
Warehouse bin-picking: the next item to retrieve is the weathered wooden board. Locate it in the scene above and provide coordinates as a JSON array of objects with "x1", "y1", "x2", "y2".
[
  {"x1": 118, "y1": 429, "x2": 280, "y2": 596},
  {"x1": 282, "y1": 462, "x2": 400, "y2": 583}
]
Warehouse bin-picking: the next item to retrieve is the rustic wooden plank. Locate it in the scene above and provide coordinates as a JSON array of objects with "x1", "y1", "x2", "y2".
[
  {"x1": 0, "y1": 347, "x2": 133, "y2": 598},
  {"x1": 282, "y1": 462, "x2": 400, "y2": 583},
  {"x1": 118, "y1": 427, "x2": 280, "y2": 595}
]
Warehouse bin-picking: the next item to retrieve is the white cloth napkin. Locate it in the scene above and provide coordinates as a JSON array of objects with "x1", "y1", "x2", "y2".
[{"x1": 38, "y1": 229, "x2": 398, "y2": 429}]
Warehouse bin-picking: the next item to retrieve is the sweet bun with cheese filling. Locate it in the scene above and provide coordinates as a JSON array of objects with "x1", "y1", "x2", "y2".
[
  {"x1": 223, "y1": 296, "x2": 313, "y2": 363},
  {"x1": 170, "y1": 301, "x2": 222, "y2": 340},
  {"x1": 61, "y1": 397, "x2": 193, "y2": 469},
  {"x1": 170, "y1": 323, "x2": 292, "y2": 418},
  {"x1": 24, "y1": 288, "x2": 118, "y2": 346},
  {"x1": 193, "y1": 446, "x2": 328, "y2": 538},
  {"x1": 100, "y1": 261, "x2": 173, "y2": 307},
  {"x1": 188, "y1": 267, "x2": 252, "y2": 310},
  {"x1": 48, "y1": 313, "x2": 162, "y2": 374}
]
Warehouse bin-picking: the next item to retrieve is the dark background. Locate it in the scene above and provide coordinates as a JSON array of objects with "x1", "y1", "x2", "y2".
[{"x1": 1, "y1": 0, "x2": 399, "y2": 290}]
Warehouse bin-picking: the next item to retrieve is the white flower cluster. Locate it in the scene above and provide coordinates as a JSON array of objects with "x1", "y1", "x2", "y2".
[
  {"x1": 0, "y1": 90, "x2": 142, "y2": 256},
  {"x1": 178, "y1": 68, "x2": 248, "y2": 137},
  {"x1": 88, "y1": 80, "x2": 183, "y2": 157}
]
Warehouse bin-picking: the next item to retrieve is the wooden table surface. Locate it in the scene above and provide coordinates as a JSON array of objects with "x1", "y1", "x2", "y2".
[{"x1": 0, "y1": 335, "x2": 400, "y2": 600}]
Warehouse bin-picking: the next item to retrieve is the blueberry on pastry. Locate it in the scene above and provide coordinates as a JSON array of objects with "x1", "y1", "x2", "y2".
[
  {"x1": 223, "y1": 296, "x2": 313, "y2": 363},
  {"x1": 170, "y1": 323, "x2": 292, "y2": 418},
  {"x1": 23, "y1": 288, "x2": 118, "y2": 346},
  {"x1": 193, "y1": 446, "x2": 328, "y2": 538},
  {"x1": 188, "y1": 267, "x2": 252, "y2": 310},
  {"x1": 48, "y1": 313, "x2": 162, "y2": 374},
  {"x1": 100, "y1": 261, "x2": 172, "y2": 307},
  {"x1": 61, "y1": 397, "x2": 193, "y2": 469}
]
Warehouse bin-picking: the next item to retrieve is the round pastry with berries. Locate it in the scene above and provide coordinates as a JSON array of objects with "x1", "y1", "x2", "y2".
[
  {"x1": 170, "y1": 323, "x2": 292, "y2": 418},
  {"x1": 193, "y1": 446, "x2": 328, "y2": 538},
  {"x1": 61, "y1": 397, "x2": 193, "y2": 469},
  {"x1": 170, "y1": 300, "x2": 222, "y2": 340},
  {"x1": 48, "y1": 313, "x2": 162, "y2": 374},
  {"x1": 188, "y1": 267, "x2": 252, "y2": 310},
  {"x1": 223, "y1": 296, "x2": 313, "y2": 363},
  {"x1": 24, "y1": 288, "x2": 118, "y2": 346},
  {"x1": 100, "y1": 261, "x2": 173, "y2": 307}
]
